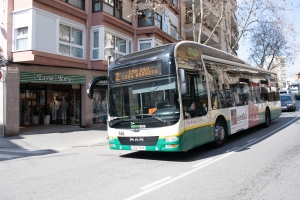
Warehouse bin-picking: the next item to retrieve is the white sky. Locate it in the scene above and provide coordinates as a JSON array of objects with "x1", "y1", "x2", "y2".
[{"x1": 236, "y1": 0, "x2": 300, "y2": 75}]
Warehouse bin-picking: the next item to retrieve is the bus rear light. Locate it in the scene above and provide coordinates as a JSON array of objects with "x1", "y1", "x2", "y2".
[
  {"x1": 165, "y1": 144, "x2": 178, "y2": 148},
  {"x1": 165, "y1": 136, "x2": 178, "y2": 142}
]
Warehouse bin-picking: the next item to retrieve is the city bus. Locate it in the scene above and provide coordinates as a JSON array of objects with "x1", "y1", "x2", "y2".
[
  {"x1": 287, "y1": 83, "x2": 300, "y2": 100},
  {"x1": 87, "y1": 41, "x2": 281, "y2": 152}
]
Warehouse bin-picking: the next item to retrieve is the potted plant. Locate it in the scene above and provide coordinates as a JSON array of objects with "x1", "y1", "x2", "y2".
[
  {"x1": 43, "y1": 105, "x2": 50, "y2": 125},
  {"x1": 32, "y1": 108, "x2": 39, "y2": 125}
]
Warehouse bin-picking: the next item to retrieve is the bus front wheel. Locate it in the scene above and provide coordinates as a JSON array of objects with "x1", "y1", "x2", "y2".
[{"x1": 213, "y1": 120, "x2": 227, "y2": 148}]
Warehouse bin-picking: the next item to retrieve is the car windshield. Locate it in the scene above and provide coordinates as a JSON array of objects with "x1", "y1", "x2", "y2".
[
  {"x1": 280, "y1": 96, "x2": 293, "y2": 101},
  {"x1": 108, "y1": 76, "x2": 180, "y2": 128},
  {"x1": 290, "y1": 88, "x2": 298, "y2": 91}
]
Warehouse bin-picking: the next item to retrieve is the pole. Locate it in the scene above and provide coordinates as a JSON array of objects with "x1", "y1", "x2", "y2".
[{"x1": 0, "y1": 68, "x2": 5, "y2": 137}]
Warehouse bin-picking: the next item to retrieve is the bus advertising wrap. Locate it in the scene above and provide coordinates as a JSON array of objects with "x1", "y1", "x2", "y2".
[
  {"x1": 230, "y1": 101, "x2": 260, "y2": 134},
  {"x1": 230, "y1": 106, "x2": 248, "y2": 134}
]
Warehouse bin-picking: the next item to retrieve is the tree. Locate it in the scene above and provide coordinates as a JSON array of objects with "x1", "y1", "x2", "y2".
[
  {"x1": 233, "y1": 0, "x2": 300, "y2": 55},
  {"x1": 248, "y1": 20, "x2": 297, "y2": 70}
]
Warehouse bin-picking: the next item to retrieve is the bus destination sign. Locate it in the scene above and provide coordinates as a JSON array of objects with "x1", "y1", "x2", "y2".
[{"x1": 114, "y1": 63, "x2": 162, "y2": 82}]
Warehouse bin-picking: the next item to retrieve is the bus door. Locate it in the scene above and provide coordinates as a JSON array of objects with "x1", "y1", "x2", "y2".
[{"x1": 181, "y1": 71, "x2": 210, "y2": 148}]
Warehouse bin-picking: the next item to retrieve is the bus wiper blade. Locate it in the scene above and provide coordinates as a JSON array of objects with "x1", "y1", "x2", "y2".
[
  {"x1": 131, "y1": 114, "x2": 167, "y2": 124},
  {"x1": 109, "y1": 119, "x2": 125, "y2": 127},
  {"x1": 109, "y1": 116, "x2": 130, "y2": 127}
]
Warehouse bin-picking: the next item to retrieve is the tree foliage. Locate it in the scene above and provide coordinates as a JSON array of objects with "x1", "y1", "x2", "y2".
[{"x1": 248, "y1": 20, "x2": 297, "y2": 70}]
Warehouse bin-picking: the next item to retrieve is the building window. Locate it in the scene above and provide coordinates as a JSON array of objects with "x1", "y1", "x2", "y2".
[
  {"x1": 59, "y1": 24, "x2": 84, "y2": 58},
  {"x1": 103, "y1": 0, "x2": 114, "y2": 15},
  {"x1": 139, "y1": 39, "x2": 152, "y2": 51},
  {"x1": 92, "y1": 31, "x2": 99, "y2": 59},
  {"x1": 93, "y1": 0, "x2": 101, "y2": 11},
  {"x1": 172, "y1": 0, "x2": 178, "y2": 6},
  {"x1": 104, "y1": 33, "x2": 129, "y2": 60},
  {"x1": 62, "y1": 0, "x2": 85, "y2": 10},
  {"x1": 92, "y1": 0, "x2": 127, "y2": 22},
  {"x1": 138, "y1": 9, "x2": 153, "y2": 27},
  {"x1": 115, "y1": 0, "x2": 122, "y2": 19},
  {"x1": 16, "y1": 27, "x2": 28, "y2": 50},
  {"x1": 170, "y1": 24, "x2": 178, "y2": 39},
  {"x1": 154, "y1": 13, "x2": 162, "y2": 29}
]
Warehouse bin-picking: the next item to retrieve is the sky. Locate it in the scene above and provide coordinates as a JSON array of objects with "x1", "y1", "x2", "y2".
[{"x1": 236, "y1": 0, "x2": 300, "y2": 75}]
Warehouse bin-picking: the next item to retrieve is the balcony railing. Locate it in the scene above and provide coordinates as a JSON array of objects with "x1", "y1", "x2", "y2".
[
  {"x1": 185, "y1": 17, "x2": 219, "y2": 37},
  {"x1": 62, "y1": 0, "x2": 85, "y2": 10}
]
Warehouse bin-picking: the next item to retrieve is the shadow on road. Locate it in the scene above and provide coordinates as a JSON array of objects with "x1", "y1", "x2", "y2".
[{"x1": 120, "y1": 115, "x2": 299, "y2": 162}]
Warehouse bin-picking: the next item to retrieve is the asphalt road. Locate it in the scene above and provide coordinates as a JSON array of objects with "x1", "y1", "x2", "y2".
[{"x1": 1, "y1": 101, "x2": 300, "y2": 200}]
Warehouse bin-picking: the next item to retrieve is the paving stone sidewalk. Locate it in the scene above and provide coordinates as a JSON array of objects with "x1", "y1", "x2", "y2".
[{"x1": 0, "y1": 124, "x2": 108, "y2": 150}]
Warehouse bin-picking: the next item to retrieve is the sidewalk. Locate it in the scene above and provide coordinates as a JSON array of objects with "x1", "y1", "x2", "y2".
[{"x1": 0, "y1": 124, "x2": 108, "y2": 150}]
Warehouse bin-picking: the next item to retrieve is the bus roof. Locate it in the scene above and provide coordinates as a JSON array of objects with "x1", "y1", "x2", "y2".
[{"x1": 110, "y1": 41, "x2": 276, "y2": 75}]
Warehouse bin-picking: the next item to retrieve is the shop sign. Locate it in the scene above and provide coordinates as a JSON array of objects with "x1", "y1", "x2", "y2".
[
  {"x1": 36, "y1": 74, "x2": 72, "y2": 83},
  {"x1": 8, "y1": 67, "x2": 19, "y2": 73},
  {"x1": 97, "y1": 80, "x2": 108, "y2": 85},
  {"x1": 20, "y1": 72, "x2": 85, "y2": 84}
]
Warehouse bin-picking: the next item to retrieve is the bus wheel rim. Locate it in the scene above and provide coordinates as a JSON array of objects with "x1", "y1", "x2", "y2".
[{"x1": 215, "y1": 125, "x2": 225, "y2": 141}]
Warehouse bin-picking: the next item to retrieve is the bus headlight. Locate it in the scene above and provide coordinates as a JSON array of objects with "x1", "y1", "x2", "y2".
[
  {"x1": 165, "y1": 144, "x2": 179, "y2": 148},
  {"x1": 108, "y1": 136, "x2": 114, "y2": 141},
  {"x1": 165, "y1": 136, "x2": 178, "y2": 142}
]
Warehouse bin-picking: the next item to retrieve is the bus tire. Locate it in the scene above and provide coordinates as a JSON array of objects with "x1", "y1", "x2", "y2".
[
  {"x1": 212, "y1": 120, "x2": 227, "y2": 148},
  {"x1": 263, "y1": 109, "x2": 271, "y2": 127}
]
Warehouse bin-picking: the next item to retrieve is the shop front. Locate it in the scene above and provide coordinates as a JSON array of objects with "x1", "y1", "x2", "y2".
[
  {"x1": 20, "y1": 72, "x2": 85, "y2": 126},
  {"x1": 92, "y1": 79, "x2": 108, "y2": 124}
]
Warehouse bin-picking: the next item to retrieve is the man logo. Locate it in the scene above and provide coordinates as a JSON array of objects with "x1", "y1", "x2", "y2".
[{"x1": 129, "y1": 137, "x2": 144, "y2": 142}]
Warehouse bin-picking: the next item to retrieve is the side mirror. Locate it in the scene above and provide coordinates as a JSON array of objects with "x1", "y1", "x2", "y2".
[
  {"x1": 87, "y1": 76, "x2": 108, "y2": 99},
  {"x1": 178, "y1": 69, "x2": 189, "y2": 95}
]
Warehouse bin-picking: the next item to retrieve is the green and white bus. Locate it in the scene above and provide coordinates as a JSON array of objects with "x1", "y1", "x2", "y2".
[{"x1": 87, "y1": 41, "x2": 281, "y2": 152}]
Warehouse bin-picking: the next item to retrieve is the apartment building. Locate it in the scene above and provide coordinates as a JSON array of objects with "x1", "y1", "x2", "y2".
[
  {"x1": 181, "y1": 0, "x2": 238, "y2": 54},
  {"x1": 0, "y1": 0, "x2": 181, "y2": 136},
  {"x1": 0, "y1": 0, "x2": 238, "y2": 137}
]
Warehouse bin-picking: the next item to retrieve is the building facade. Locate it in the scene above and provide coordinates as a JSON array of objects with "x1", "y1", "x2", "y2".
[
  {"x1": 181, "y1": 0, "x2": 238, "y2": 54},
  {"x1": 0, "y1": 0, "x2": 238, "y2": 137},
  {"x1": 0, "y1": 0, "x2": 181, "y2": 137}
]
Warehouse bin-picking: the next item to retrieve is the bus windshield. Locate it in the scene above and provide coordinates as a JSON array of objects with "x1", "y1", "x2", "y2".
[{"x1": 108, "y1": 76, "x2": 180, "y2": 128}]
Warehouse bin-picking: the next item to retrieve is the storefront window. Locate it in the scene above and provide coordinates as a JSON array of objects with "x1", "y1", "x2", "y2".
[
  {"x1": 92, "y1": 87, "x2": 107, "y2": 123},
  {"x1": 20, "y1": 83, "x2": 81, "y2": 126},
  {"x1": 47, "y1": 85, "x2": 81, "y2": 125}
]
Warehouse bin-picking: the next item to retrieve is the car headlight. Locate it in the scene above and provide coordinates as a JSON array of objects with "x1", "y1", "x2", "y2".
[{"x1": 287, "y1": 104, "x2": 294, "y2": 106}]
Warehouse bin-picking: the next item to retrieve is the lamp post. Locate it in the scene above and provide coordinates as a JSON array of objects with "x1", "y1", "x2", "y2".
[
  {"x1": 104, "y1": 45, "x2": 115, "y2": 68},
  {"x1": 103, "y1": 45, "x2": 115, "y2": 135},
  {"x1": 0, "y1": 68, "x2": 5, "y2": 137}
]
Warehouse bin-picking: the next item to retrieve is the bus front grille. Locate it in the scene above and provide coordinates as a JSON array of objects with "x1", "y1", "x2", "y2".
[{"x1": 118, "y1": 136, "x2": 159, "y2": 146}]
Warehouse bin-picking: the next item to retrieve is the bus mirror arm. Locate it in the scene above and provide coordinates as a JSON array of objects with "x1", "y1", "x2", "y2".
[
  {"x1": 178, "y1": 69, "x2": 189, "y2": 95},
  {"x1": 87, "y1": 76, "x2": 108, "y2": 99}
]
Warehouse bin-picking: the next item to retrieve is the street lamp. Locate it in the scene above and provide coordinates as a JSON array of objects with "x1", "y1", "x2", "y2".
[{"x1": 104, "y1": 45, "x2": 115, "y2": 68}]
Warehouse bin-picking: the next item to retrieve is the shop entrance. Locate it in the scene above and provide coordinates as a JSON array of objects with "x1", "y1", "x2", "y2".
[{"x1": 20, "y1": 83, "x2": 81, "y2": 126}]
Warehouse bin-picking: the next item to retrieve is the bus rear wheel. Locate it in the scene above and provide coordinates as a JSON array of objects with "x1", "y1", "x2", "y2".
[
  {"x1": 263, "y1": 109, "x2": 271, "y2": 127},
  {"x1": 213, "y1": 120, "x2": 227, "y2": 148}
]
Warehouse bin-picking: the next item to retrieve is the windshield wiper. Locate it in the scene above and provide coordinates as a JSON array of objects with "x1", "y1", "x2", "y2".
[
  {"x1": 131, "y1": 114, "x2": 167, "y2": 124},
  {"x1": 108, "y1": 116, "x2": 130, "y2": 127}
]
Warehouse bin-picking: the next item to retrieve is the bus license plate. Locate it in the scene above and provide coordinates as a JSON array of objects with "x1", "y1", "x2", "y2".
[{"x1": 131, "y1": 146, "x2": 146, "y2": 150}]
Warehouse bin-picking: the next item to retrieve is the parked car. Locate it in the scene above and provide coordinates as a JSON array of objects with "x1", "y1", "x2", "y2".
[
  {"x1": 289, "y1": 88, "x2": 298, "y2": 95},
  {"x1": 280, "y1": 94, "x2": 296, "y2": 111},
  {"x1": 279, "y1": 89, "x2": 288, "y2": 94}
]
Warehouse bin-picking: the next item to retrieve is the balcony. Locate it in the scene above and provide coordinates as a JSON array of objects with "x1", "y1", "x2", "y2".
[
  {"x1": 61, "y1": 0, "x2": 85, "y2": 10},
  {"x1": 138, "y1": 9, "x2": 178, "y2": 40}
]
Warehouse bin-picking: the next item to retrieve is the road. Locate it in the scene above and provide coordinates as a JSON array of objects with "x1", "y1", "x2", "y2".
[{"x1": 1, "y1": 102, "x2": 300, "y2": 200}]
